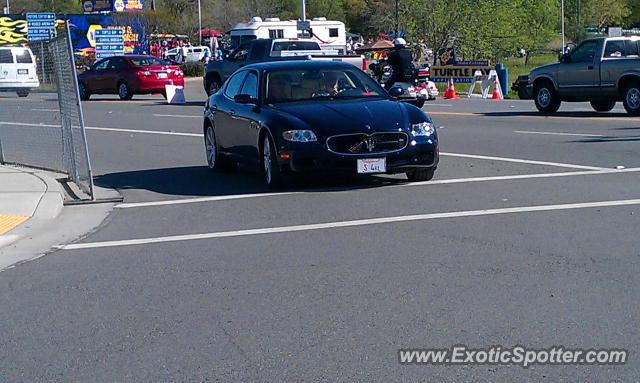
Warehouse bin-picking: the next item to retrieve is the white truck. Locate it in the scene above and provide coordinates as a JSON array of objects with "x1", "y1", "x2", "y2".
[
  {"x1": 0, "y1": 47, "x2": 40, "y2": 97},
  {"x1": 230, "y1": 17, "x2": 347, "y2": 54}
]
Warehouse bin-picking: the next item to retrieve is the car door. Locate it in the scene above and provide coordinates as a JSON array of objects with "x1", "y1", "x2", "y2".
[
  {"x1": 88, "y1": 58, "x2": 111, "y2": 93},
  {"x1": 103, "y1": 57, "x2": 126, "y2": 93},
  {"x1": 557, "y1": 40, "x2": 599, "y2": 96},
  {"x1": 234, "y1": 70, "x2": 262, "y2": 162},
  {"x1": 215, "y1": 70, "x2": 248, "y2": 156}
]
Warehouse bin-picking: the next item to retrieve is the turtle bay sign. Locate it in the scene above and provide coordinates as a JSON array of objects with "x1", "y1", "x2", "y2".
[{"x1": 430, "y1": 60, "x2": 493, "y2": 83}]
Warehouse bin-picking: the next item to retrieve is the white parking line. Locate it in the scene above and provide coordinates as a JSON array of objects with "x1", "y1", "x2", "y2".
[
  {"x1": 31, "y1": 108, "x2": 60, "y2": 112},
  {"x1": 85, "y1": 126, "x2": 201, "y2": 137},
  {"x1": 439, "y1": 152, "x2": 606, "y2": 171},
  {"x1": 117, "y1": 192, "x2": 299, "y2": 208},
  {"x1": 115, "y1": 167, "x2": 640, "y2": 209},
  {"x1": 153, "y1": 114, "x2": 201, "y2": 119},
  {"x1": 514, "y1": 130, "x2": 604, "y2": 138},
  {"x1": 58, "y1": 198, "x2": 640, "y2": 250},
  {"x1": 0, "y1": 121, "x2": 201, "y2": 137}
]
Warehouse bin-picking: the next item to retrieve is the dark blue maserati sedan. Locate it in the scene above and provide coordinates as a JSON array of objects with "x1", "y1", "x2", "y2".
[{"x1": 203, "y1": 60, "x2": 439, "y2": 187}]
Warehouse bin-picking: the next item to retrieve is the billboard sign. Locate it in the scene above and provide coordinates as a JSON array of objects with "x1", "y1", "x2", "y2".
[{"x1": 26, "y1": 13, "x2": 56, "y2": 41}]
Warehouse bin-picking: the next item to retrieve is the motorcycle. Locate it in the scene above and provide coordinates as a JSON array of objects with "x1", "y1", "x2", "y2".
[{"x1": 368, "y1": 61, "x2": 437, "y2": 109}]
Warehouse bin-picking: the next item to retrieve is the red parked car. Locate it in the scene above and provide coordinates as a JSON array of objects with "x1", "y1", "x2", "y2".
[{"x1": 77, "y1": 55, "x2": 184, "y2": 100}]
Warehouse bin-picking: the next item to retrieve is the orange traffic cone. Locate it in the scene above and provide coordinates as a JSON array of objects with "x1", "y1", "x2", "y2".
[
  {"x1": 444, "y1": 77, "x2": 457, "y2": 99},
  {"x1": 492, "y1": 78, "x2": 503, "y2": 100}
]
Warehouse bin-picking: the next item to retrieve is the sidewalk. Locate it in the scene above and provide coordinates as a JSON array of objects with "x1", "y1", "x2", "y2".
[{"x1": 0, "y1": 165, "x2": 63, "y2": 251}]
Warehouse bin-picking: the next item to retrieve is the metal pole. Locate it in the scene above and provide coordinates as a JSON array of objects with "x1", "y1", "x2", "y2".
[
  {"x1": 561, "y1": 0, "x2": 565, "y2": 53},
  {"x1": 198, "y1": 0, "x2": 202, "y2": 45},
  {"x1": 301, "y1": 0, "x2": 306, "y2": 21},
  {"x1": 5, "y1": 0, "x2": 9, "y2": 14}
]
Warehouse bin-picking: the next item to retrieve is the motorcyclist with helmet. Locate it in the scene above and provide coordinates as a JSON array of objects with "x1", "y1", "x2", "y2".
[{"x1": 384, "y1": 38, "x2": 415, "y2": 89}]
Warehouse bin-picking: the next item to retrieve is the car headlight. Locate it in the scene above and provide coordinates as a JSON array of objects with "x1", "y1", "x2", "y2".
[
  {"x1": 282, "y1": 130, "x2": 317, "y2": 142},
  {"x1": 411, "y1": 122, "x2": 435, "y2": 137}
]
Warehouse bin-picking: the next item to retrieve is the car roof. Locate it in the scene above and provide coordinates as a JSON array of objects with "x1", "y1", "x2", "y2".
[{"x1": 243, "y1": 60, "x2": 355, "y2": 72}]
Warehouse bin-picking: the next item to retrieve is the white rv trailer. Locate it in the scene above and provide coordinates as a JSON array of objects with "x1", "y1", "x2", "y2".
[{"x1": 230, "y1": 17, "x2": 347, "y2": 54}]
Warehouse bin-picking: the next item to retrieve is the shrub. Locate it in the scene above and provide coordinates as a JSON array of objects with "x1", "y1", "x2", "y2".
[{"x1": 181, "y1": 61, "x2": 205, "y2": 77}]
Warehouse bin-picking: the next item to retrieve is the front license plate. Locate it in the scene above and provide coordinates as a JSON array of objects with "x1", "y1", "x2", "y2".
[
  {"x1": 157, "y1": 72, "x2": 168, "y2": 79},
  {"x1": 17, "y1": 69, "x2": 28, "y2": 75},
  {"x1": 357, "y1": 158, "x2": 386, "y2": 174}
]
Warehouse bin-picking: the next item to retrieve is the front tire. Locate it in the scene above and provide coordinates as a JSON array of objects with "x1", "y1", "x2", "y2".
[
  {"x1": 16, "y1": 90, "x2": 29, "y2": 97},
  {"x1": 406, "y1": 168, "x2": 436, "y2": 182},
  {"x1": 623, "y1": 83, "x2": 640, "y2": 116},
  {"x1": 118, "y1": 81, "x2": 133, "y2": 100},
  {"x1": 261, "y1": 134, "x2": 284, "y2": 188},
  {"x1": 590, "y1": 99, "x2": 616, "y2": 112},
  {"x1": 79, "y1": 82, "x2": 90, "y2": 101},
  {"x1": 534, "y1": 83, "x2": 561, "y2": 114}
]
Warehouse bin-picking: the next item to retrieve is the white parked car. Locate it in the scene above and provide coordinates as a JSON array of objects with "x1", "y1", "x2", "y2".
[{"x1": 0, "y1": 47, "x2": 40, "y2": 97}]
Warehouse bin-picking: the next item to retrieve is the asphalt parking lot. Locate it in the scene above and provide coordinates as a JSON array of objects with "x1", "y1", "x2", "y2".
[{"x1": 1, "y1": 79, "x2": 639, "y2": 381}]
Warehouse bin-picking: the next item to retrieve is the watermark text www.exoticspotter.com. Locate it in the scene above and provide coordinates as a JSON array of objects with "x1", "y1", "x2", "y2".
[{"x1": 398, "y1": 345, "x2": 628, "y2": 368}]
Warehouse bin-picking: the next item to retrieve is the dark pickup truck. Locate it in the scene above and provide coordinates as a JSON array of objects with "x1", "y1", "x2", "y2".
[
  {"x1": 524, "y1": 36, "x2": 640, "y2": 115},
  {"x1": 203, "y1": 38, "x2": 365, "y2": 95}
]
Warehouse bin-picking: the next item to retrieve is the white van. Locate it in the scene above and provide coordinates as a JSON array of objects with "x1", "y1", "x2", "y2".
[
  {"x1": 0, "y1": 47, "x2": 40, "y2": 97},
  {"x1": 165, "y1": 46, "x2": 211, "y2": 63},
  {"x1": 230, "y1": 17, "x2": 347, "y2": 54}
]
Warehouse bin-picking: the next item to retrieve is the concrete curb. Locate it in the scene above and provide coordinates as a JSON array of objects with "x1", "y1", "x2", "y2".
[{"x1": 0, "y1": 166, "x2": 64, "y2": 248}]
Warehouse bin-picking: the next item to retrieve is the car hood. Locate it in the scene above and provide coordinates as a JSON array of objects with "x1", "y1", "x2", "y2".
[
  {"x1": 530, "y1": 62, "x2": 559, "y2": 77},
  {"x1": 271, "y1": 99, "x2": 410, "y2": 135}
]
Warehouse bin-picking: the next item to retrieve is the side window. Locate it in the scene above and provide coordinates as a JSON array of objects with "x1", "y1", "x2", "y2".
[
  {"x1": 231, "y1": 44, "x2": 250, "y2": 61},
  {"x1": 625, "y1": 40, "x2": 639, "y2": 56},
  {"x1": 604, "y1": 41, "x2": 626, "y2": 57},
  {"x1": 240, "y1": 72, "x2": 258, "y2": 99},
  {"x1": 329, "y1": 28, "x2": 339, "y2": 38},
  {"x1": 15, "y1": 50, "x2": 33, "y2": 64},
  {"x1": 570, "y1": 41, "x2": 598, "y2": 63},
  {"x1": 0, "y1": 49, "x2": 13, "y2": 63},
  {"x1": 94, "y1": 59, "x2": 110, "y2": 71},
  {"x1": 224, "y1": 72, "x2": 247, "y2": 98},
  {"x1": 110, "y1": 58, "x2": 128, "y2": 70},
  {"x1": 249, "y1": 41, "x2": 265, "y2": 61}
]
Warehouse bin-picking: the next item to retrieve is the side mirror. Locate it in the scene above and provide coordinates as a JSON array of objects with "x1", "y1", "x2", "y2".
[
  {"x1": 234, "y1": 94, "x2": 256, "y2": 104},
  {"x1": 389, "y1": 86, "x2": 404, "y2": 98}
]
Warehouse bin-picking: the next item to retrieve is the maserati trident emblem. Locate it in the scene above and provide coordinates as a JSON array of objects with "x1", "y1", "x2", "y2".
[
  {"x1": 365, "y1": 125, "x2": 371, "y2": 130},
  {"x1": 362, "y1": 136, "x2": 375, "y2": 152}
]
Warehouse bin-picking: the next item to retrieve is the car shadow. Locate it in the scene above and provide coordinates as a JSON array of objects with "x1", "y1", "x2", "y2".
[
  {"x1": 482, "y1": 111, "x2": 631, "y2": 118},
  {"x1": 93, "y1": 165, "x2": 404, "y2": 197}
]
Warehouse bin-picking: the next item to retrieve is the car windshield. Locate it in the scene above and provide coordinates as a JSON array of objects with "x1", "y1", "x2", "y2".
[
  {"x1": 266, "y1": 68, "x2": 386, "y2": 104},
  {"x1": 129, "y1": 57, "x2": 169, "y2": 66}
]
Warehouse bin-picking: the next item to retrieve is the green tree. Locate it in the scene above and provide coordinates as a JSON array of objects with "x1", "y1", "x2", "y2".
[
  {"x1": 514, "y1": 0, "x2": 560, "y2": 64},
  {"x1": 583, "y1": 0, "x2": 630, "y2": 31}
]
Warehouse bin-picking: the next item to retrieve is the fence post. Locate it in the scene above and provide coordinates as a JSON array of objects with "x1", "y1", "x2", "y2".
[{"x1": 66, "y1": 21, "x2": 94, "y2": 199}]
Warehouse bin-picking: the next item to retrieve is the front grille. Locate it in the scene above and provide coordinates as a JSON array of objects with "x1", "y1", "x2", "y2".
[{"x1": 327, "y1": 132, "x2": 408, "y2": 155}]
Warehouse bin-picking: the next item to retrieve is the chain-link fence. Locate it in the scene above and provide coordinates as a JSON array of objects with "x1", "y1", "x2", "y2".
[{"x1": 0, "y1": 23, "x2": 94, "y2": 199}]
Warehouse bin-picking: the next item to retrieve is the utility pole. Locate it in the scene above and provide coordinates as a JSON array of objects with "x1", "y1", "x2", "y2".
[
  {"x1": 301, "y1": 0, "x2": 306, "y2": 21},
  {"x1": 561, "y1": 0, "x2": 565, "y2": 53},
  {"x1": 151, "y1": 0, "x2": 156, "y2": 11},
  {"x1": 4, "y1": 0, "x2": 9, "y2": 15},
  {"x1": 198, "y1": 0, "x2": 202, "y2": 45}
]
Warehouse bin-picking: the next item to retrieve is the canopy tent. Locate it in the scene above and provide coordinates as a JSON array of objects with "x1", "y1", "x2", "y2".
[
  {"x1": 346, "y1": 32, "x2": 361, "y2": 39},
  {"x1": 200, "y1": 28, "x2": 221, "y2": 38},
  {"x1": 355, "y1": 39, "x2": 394, "y2": 52}
]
